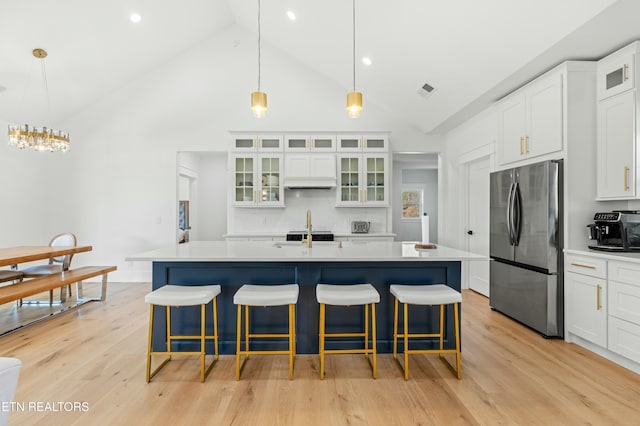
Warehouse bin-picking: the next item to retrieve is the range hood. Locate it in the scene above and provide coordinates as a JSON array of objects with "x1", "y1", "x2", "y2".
[
  {"x1": 284, "y1": 154, "x2": 337, "y2": 188},
  {"x1": 284, "y1": 176, "x2": 336, "y2": 189}
]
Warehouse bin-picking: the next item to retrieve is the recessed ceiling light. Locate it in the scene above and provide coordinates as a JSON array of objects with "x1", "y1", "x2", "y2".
[
  {"x1": 286, "y1": 11, "x2": 296, "y2": 21},
  {"x1": 130, "y1": 13, "x2": 142, "y2": 23},
  {"x1": 362, "y1": 57, "x2": 372, "y2": 66}
]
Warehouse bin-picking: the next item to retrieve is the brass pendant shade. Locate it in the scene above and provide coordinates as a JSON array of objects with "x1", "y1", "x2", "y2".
[
  {"x1": 251, "y1": 91, "x2": 267, "y2": 118},
  {"x1": 346, "y1": 91, "x2": 362, "y2": 118}
]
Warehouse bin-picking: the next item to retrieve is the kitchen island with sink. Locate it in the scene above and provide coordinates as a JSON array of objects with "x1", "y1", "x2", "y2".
[{"x1": 127, "y1": 241, "x2": 484, "y2": 354}]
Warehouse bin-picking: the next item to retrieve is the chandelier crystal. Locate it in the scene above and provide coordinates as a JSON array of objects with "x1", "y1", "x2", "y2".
[{"x1": 7, "y1": 49, "x2": 70, "y2": 152}]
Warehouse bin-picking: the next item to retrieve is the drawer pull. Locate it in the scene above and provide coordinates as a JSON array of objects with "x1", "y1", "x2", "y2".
[
  {"x1": 624, "y1": 166, "x2": 630, "y2": 191},
  {"x1": 570, "y1": 262, "x2": 595, "y2": 269},
  {"x1": 596, "y1": 284, "x2": 602, "y2": 311},
  {"x1": 525, "y1": 135, "x2": 530, "y2": 154},
  {"x1": 520, "y1": 137, "x2": 524, "y2": 155}
]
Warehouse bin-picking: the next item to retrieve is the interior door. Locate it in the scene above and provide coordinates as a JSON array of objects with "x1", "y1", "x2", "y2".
[{"x1": 467, "y1": 157, "x2": 490, "y2": 296}]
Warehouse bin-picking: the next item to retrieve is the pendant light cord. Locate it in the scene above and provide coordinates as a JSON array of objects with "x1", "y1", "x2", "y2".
[
  {"x1": 41, "y1": 59, "x2": 53, "y2": 128},
  {"x1": 352, "y1": 0, "x2": 356, "y2": 92},
  {"x1": 257, "y1": 0, "x2": 261, "y2": 92}
]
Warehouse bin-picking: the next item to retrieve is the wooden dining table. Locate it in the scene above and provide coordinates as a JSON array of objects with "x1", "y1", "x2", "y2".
[{"x1": 0, "y1": 245, "x2": 93, "y2": 268}]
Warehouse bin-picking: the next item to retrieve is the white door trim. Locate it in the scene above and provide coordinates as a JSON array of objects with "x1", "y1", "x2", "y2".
[{"x1": 459, "y1": 143, "x2": 494, "y2": 290}]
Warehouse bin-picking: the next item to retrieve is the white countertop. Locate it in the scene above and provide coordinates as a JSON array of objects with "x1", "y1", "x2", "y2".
[
  {"x1": 127, "y1": 241, "x2": 486, "y2": 263},
  {"x1": 223, "y1": 232, "x2": 396, "y2": 238},
  {"x1": 565, "y1": 248, "x2": 640, "y2": 264}
]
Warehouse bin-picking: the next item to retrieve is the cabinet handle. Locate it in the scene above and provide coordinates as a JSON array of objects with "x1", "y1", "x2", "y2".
[
  {"x1": 624, "y1": 166, "x2": 630, "y2": 191},
  {"x1": 596, "y1": 284, "x2": 602, "y2": 311},
  {"x1": 520, "y1": 137, "x2": 524, "y2": 155},
  {"x1": 623, "y1": 64, "x2": 629, "y2": 81},
  {"x1": 570, "y1": 262, "x2": 595, "y2": 269},
  {"x1": 525, "y1": 135, "x2": 529, "y2": 154}
]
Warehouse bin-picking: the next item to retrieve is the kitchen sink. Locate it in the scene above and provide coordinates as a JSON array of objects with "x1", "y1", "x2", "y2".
[{"x1": 272, "y1": 241, "x2": 337, "y2": 248}]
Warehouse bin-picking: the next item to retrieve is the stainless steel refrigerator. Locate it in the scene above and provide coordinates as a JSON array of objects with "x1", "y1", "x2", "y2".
[{"x1": 489, "y1": 159, "x2": 563, "y2": 337}]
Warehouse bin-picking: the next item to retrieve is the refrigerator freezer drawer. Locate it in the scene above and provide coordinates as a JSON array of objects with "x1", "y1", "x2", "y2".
[{"x1": 490, "y1": 260, "x2": 562, "y2": 337}]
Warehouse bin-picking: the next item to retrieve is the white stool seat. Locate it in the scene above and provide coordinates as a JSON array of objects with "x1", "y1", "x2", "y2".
[
  {"x1": 145, "y1": 285, "x2": 221, "y2": 306},
  {"x1": 234, "y1": 284, "x2": 299, "y2": 306},
  {"x1": 316, "y1": 283, "x2": 380, "y2": 306},
  {"x1": 390, "y1": 284, "x2": 461, "y2": 305}
]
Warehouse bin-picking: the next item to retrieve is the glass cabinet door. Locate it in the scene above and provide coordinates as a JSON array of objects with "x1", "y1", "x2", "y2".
[
  {"x1": 365, "y1": 155, "x2": 387, "y2": 203},
  {"x1": 259, "y1": 156, "x2": 283, "y2": 205},
  {"x1": 234, "y1": 156, "x2": 255, "y2": 203},
  {"x1": 339, "y1": 156, "x2": 361, "y2": 203}
]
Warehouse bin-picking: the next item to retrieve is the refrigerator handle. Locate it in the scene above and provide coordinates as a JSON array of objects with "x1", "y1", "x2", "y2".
[
  {"x1": 513, "y1": 182, "x2": 522, "y2": 245},
  {"x1": 506, "y1": 182, "x2": 515, "y2": 245}
]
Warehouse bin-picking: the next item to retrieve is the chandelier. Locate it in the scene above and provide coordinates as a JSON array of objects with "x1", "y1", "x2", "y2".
[{"x1": 7, "y1": 49, "x2": 70, "y2": 152}]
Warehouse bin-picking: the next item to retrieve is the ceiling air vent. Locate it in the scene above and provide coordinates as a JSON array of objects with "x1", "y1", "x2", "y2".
[{"x1": 417, "y1": 82, "x2": 435, "y2": 99}]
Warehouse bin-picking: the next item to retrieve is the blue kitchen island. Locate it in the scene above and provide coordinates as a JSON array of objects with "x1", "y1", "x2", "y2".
[{"x1": 127, "y1": 241, "x2": 484, "y2": 354}]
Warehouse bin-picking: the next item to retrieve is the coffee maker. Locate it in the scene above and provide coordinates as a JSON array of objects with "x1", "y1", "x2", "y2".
[{"x1": 587, "y1": 210, "x2": 640, "y2": 251}]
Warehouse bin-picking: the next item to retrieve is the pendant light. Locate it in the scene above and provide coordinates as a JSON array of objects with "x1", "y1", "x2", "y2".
[
  {"x1": 346, "y1": 0, "x2": 362, "y2": 118},
  {"x1": 251, "y1": 0, "x2": 267, "y2": 118}
]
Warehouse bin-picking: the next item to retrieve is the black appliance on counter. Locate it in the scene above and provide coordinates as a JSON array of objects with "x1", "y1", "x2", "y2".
[
  {"x1": 587, "y1": 210, "x2": 640, "y2": 252},
  {"x1": 286, "y1": 231, "x2": 334, "y2": 242}
]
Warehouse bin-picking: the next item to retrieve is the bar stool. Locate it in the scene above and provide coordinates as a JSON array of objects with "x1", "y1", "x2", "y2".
[
  {"x1": 233, "y1": 284, "x2": 299, "y2": 380},
  {"x1": 316, "y1": 283, "x2": 380, "y2": 379},
  {"x1": 145, "y1": 284, "x2": 220, "y2": 382},
  {"x1": 390, "y1": 284, "x2": 462, "y2": 380}
]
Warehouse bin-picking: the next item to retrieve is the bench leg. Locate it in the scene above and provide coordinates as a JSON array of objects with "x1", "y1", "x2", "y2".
[{"x1": 100, "y1": 274, "x2": 108, "y2": 301}]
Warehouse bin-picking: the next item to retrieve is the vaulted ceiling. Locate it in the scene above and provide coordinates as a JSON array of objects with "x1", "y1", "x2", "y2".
[{"x1": 1, "y1": 0, "x2": 639, "y2": 135}]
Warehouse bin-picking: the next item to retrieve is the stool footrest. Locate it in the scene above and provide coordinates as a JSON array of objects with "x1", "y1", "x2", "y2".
[
  {"x1": 324, "y1": 332, "x2": 367, "y2": 338},
  {"x1": 324, "y1": 348, "x2": 374, "y2": 355},
  {"x1": 239, "y1": 350, "x2": 292, "y2": 356},
  {"x1": 395, "y1": 332, "x2": 440, "y2": 338},
  {"x1": 247, "y1": 333, "x2": 291, "y2": 338}
]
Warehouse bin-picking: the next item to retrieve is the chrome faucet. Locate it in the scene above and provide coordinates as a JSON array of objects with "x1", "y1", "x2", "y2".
[{"x1": 302, "y1": 209, "x2": 312, "y2": 248}]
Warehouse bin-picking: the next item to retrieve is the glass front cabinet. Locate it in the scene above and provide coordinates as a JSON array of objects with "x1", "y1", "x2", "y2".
[
  {"x1": 232, "y1": 154, "x2": 284, "y2": 207},
  {"x1": 337, "y1": 154, "x2": 388, "y2": 206}
]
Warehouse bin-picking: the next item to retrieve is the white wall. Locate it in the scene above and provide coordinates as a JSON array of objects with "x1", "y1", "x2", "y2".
[
  {"x1": 442, "y1": 108, "x2": 498, "y2": 249},
  {"x1": 8, "y1": 24, "x2": 437, "y2": 282}
]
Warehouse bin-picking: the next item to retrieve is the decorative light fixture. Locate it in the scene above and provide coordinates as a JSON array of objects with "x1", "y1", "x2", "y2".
[
  {"x1": 346, "y1": 0, "x2": 362, "y2": 118},
  {"x1": 251, "y1": 0, "x2": 267, "y2": 118},
  {"x1": 8, "y1": 49, "x2": 70, "y2": 152}
]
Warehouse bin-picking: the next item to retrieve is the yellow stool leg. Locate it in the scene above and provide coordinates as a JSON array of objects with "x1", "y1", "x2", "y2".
[
  {"x1": 289, "y1": 303, "x2": 295, "y2": 380},
  {"x1": 166, "y1": 306, "x2": 172, "y2": 359},
  {"x1": 403, "y1": 302, "x2": 409, "y2": 380},
  {"x1": 393, "y1": 297, "x2": 398, "y2": 360},
  {"x1": 236, "y1": 304, "x2": 242, "y2": 380},
  {"x1": 319, "y1": 303, "x2": 326, "y2": 380},
  {"x1": 364, "y1": 303, "x2": 369, "y2": 358},
  {"x1": 245, "y1": 305, "x2": 250, "y2": 359},
  {"x1": 439, "y1": 304, "x2": 445, "y2": 353},
  {"x1": 200, "y1": 303, "x2": 206, "y2": 382},
  {"x1": 213, "y1": 297, "x2": 219, "y2": 360},
  {"x1": 454, "y1": 302, "x2": 461, "y2": 379},
  {"x1": 371, "y1": 302, "x2": 377, "y2": 379},
  {"x1": 146, "y1": 305, "x2": 154, "y2": 383}
]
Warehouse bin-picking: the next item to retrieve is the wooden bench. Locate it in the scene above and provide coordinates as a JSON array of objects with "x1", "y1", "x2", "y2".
[{"x1": 0, "y1": 265, "x2": 117, "y2": 305}]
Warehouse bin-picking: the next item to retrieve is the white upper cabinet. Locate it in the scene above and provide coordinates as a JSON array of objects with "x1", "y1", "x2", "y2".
[
  {"x1": 598, "y1": 51, "x2": 635, "y2": 101},
  {"x1": 596, "y1": 41, "x2": 640, "y2": 200},
  {"x1": 231, "y1": 154, "x2": 284, "y2": 207},
  {"x1": 497, "y1": 71, "x2": 563, "y2": 165},
  {"x1": 336, "y1": 154, "x2": 389, "y2": 207},
  {"x1": 232, "y1": 134, "x2": 283, "y2": 152},
  {"x1": 597, "y1": 91, "x2": 636, "y2": 199},
  {"x1": 285, "y1": 134, "x2": 336, "y2": 152},
  {"x1": 337, "y1": 134, "x2": 388, "y2": 152}
]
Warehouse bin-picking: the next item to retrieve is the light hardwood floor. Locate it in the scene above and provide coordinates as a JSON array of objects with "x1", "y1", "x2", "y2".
[{"x1": 1, "y1": 283, "x2": 640, "y2": 425}]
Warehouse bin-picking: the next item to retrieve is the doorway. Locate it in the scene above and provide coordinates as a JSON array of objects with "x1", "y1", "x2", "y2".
[{"x1": 464, "y1": 155, "x2": 490, "y2": 296}]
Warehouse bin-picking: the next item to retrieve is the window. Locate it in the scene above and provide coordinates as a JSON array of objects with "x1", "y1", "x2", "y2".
[{"x1": 401, "y1": 189, "x2": 423, "y2": 220}]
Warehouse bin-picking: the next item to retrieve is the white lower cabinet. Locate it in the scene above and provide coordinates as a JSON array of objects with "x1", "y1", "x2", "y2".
[
  {"x1": 565, "y1": 271, "x2": 607, "y2": 347},
  {"x1": 565, "y1": 252, "x2": 640, "y2": 373}
]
